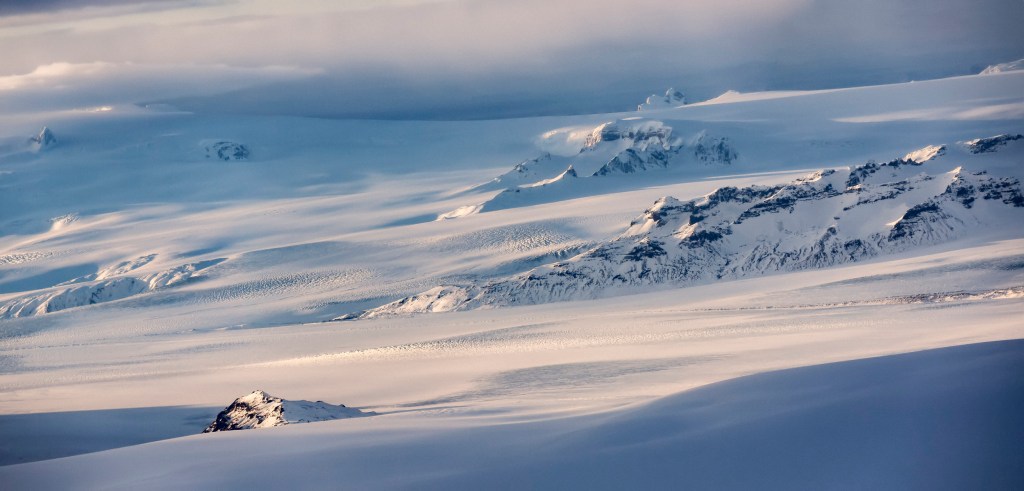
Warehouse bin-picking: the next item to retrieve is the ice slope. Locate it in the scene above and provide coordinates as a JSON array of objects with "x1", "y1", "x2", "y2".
[
  {"x1": 0, "y1": 72, "x2": 1017, "y2": 336},
  {"x1": 2, "y1": 340, "x2": 1021, "y2": 490},
  {"x1": 350, "y1": 138, "x2": 1024, "y2": 318},
  {"x1": 0, "y1": 71, "x2": 1018, "y2": 344}
]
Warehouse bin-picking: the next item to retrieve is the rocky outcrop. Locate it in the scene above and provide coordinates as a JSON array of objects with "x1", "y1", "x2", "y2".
[
  {"x1": 964, "y1": 134, "x2": 1022, "y2": 154},
  {"x1": 348, "y1": 141, "x2": 1024, "y2": 319},
  {"x1": 203, "y1": 390, "x2": 368, "y2": 433}
]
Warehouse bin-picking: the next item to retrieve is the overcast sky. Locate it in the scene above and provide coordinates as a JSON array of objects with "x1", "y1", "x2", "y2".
[{"x1": 1, "y1": 0, "x2": 1021, "y2": 118}]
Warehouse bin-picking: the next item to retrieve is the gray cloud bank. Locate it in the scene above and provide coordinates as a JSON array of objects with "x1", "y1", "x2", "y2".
[{"x1": 2, "y1": 0, "x2": 1021, "y2": 119}]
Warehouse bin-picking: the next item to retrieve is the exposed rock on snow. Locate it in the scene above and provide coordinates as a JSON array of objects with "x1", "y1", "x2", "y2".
[
  {"x1": 349, "y1": 141, "x2": 1024, "y2": 319},
  {"x1": 0, "y1": 258, "x2": 225, "y2": 319},
  {"x1": 203, "y1": 390, "x2": 368, "y2": 432},
  {"x1": 637, "y1": 88, "x2": 686, "y2": 111},
  {"x1": 203, "y1": 140, "x2": 250, "y2": 161},
  {"x1": 689, "y1": 132, "x2": 738, "y2": 165},
  {"x1": 979, "y1": 59, "x2": 1024, "y2": 75},
  {"x1": 29, "y1": 126, "x2": 57, "y2": 151},
  {"x1": 964, "y1": 134, "x2": 1023, "y2": 154},
  {"x1": 582, "y1": 120, "x2": 678, "y2": 154}
]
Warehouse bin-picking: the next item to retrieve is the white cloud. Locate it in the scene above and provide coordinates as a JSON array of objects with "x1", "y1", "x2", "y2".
[
  {"x1": 0, "y1": 0, "x2": 1020, "y2": 118},
  {"x1": 0, "y1": 62, "x2": 319, "y2": 113}
]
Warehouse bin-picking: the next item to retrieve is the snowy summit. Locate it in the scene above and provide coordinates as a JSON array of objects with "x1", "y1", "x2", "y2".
[
  {"x1": 29, "y1": 126, "x2": 56, "y2": 151},
  {"x1": 637, "y1": 88, "x2": 686, "y2": 111}
]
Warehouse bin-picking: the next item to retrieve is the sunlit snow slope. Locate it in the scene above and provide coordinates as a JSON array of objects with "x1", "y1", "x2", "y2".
[{"x1": 0, "y1": 71, "x2": 1022, "y2": 489}]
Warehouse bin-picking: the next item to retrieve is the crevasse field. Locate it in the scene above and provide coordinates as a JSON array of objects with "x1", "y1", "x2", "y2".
[{"x1": 1, "y1": 65, "x2": 1023, "y2": 488}]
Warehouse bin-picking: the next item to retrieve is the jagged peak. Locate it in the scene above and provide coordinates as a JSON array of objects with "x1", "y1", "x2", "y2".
[{"x1": 29, "y1": 126, "x2": 57, "y2": 149}]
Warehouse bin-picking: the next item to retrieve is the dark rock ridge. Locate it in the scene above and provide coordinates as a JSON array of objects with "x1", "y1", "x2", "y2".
[
  {"x1": 350, "y1": 140, "x2": 1024, "y2": 319},
  {"x1": 965, "y1": 134, "x2": 1022, "y2": 154}
]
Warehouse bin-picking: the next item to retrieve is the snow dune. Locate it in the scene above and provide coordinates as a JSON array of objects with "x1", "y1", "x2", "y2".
[{"x1": 1, "y1": 340, "x2": 1020, "y2": 490}]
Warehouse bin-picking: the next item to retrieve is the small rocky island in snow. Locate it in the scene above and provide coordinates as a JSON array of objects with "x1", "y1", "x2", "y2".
[
  {"x1": 203, "y1": 140, "x2": 250, "y2": 161},
  {"x1": 204, "y1": 390, "x2": 370, "y2": 432}
]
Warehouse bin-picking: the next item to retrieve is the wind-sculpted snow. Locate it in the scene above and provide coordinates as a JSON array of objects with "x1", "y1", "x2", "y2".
[
  {"x1": 351, "y1": 143, "x2": 1024, "y2": 319},
  {"x1": 0, "y1": 258, "x2": 225, "y2": 318},
  {"x1": 979, "y1": 59, "x2": 1024, "y2": 75}
]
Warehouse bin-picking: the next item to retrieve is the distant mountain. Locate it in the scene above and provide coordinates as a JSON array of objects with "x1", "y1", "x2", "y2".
[
  {"x1": 638, "y1": 88, "x2": 686, "y2": 111},
  {"x1": 345, "y1": 137, "x2": 1024, "y2": 319},
  {"x1": 204, "y1": 390, "x2": 368, "y2": 432},
  {"x1": 28, "y1": 126, "x2": 56, "y2": 151},
  {"x1": 441, "y1": 119, "x2": 735, "y2": 219}
]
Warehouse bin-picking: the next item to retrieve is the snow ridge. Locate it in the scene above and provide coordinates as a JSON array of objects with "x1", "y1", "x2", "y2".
[
  {"x1": 979, "y1": 59, "x2": 1024, "y2": 75},
  {"x1": 350, "y1": 142, "x2": 1024, "y2": 319},
  {"x1": 0, "y1": 258, "x2": 225, "y2": 319}
]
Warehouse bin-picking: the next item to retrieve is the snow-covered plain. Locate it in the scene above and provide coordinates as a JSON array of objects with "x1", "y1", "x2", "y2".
[{"x1": 0, "y1": 71, "x2": 1022, "y2": 488}]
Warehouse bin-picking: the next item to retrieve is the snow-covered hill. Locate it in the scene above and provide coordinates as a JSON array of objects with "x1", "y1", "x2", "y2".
[
  {"x1": 349, "y1": 137, "x2": 1023, "y2": 318},
  {"x1": 637, "y1": 88, "x2": 686, "y2": 111},
  {"x1": 442, "y1": 119, "x2": 736, "y2": 219}
]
